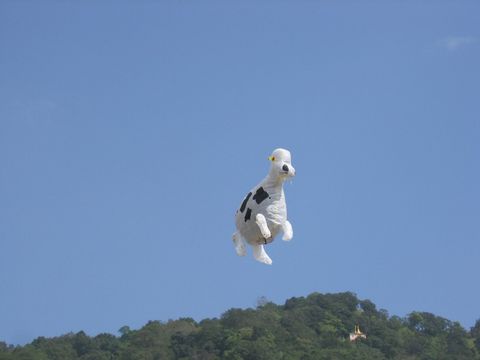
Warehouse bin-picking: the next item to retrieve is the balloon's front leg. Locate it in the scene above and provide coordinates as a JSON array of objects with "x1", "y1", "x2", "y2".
[
  {"x1": 282, "y1": 220, "x2": 293, "y2": 241},
  {"x1": 255, "y1": 213, "x2": 271, "y2": 240}
]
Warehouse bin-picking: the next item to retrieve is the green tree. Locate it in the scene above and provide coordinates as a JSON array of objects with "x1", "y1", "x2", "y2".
[
  {"x1": 471, "y1": 319, "x2": 480, "y2": 351},
  {"x1": 4, "y1": 291, "x2": 480, "y2": 360}
]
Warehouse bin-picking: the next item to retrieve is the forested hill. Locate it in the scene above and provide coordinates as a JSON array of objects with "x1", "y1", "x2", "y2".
[{"x1": 2, "y1": 292, "x2": 480, "y2": 360}]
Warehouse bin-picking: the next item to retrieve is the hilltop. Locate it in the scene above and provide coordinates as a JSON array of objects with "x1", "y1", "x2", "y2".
[{"x1": 1, "y1": 292, "x2": 479, "y2": 359}]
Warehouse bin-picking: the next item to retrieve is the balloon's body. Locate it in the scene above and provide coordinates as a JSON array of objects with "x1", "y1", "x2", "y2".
[
  {"x1": 232, "y1": 148, "x2": 295, "y2": 265},
  {"x1": 234, "y1": 182, "x2": 287, "y2": 245}
]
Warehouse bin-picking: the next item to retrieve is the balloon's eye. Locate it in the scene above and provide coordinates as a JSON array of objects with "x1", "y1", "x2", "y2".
[{"x1": 268, "y1": 156, "x2": 276, "y2": 161}]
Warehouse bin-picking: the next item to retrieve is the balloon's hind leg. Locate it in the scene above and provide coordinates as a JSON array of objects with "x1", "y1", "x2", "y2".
[
  {"x1": 232, "y1": 231, "x2": 247, "y2": 257},
  {"x1": 252, "y1": 244, "x2": 272, "y2": 265}
]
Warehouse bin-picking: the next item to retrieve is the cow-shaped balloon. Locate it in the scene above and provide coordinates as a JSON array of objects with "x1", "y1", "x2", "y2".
[{"x1": 232, "y1": 148, "x2": 296, "y2": 265}]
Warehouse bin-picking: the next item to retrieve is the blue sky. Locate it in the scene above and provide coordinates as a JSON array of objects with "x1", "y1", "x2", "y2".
[{"x1": 1, "y1": 0, "x2": 479, "y2": 345}]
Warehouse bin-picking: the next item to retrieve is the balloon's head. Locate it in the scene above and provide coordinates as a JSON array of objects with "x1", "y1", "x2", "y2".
[{"x1": 268, "y1": 148, "x2": 295, "y2": 180}]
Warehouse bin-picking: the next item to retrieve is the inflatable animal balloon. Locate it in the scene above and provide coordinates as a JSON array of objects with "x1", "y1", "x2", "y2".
[{"x1": 232, "y1": 148, "x2": 296, "y2": 265}]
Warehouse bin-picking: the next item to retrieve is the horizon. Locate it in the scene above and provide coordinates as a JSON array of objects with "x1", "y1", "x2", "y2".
[{"x1": 1, "y1": 289, "x2": 477, "y2": 346}]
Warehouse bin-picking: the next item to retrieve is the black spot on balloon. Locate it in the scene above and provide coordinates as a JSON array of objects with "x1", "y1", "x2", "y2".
[
  {"x1": 244, "y1": 208, "x2": 252, "y2": 222},
  {"x1": 253, "y1": 187, "x2": 269, "y2": 204},
  {"x1": 240, "y1": 192, "x2": 252, "y2": 213},
  {"x1": 282, "y1": 164, "x2": 289, "y2": 172}
]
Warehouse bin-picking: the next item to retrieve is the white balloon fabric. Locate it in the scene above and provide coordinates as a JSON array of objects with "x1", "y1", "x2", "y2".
[{"x1": 232, "y1": 148, "x2": 296, "y2": 265}]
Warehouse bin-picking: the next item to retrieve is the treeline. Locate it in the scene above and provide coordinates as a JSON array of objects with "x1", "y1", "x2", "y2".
[{"x1": 2, "y1": 292, "x2": 480, "y2": 359}]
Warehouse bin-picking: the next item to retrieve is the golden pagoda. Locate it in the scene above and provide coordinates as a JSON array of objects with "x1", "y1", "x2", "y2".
[{"x1": 349, "y1": 325, "x2": 367, "y2": 341}]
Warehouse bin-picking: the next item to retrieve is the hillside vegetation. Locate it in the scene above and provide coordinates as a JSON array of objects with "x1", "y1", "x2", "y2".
[{"x1": 2, "y1": 292, "x2": 480, "y2": 359}]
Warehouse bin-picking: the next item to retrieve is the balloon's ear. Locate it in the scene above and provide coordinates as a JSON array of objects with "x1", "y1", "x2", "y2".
[{"x1": 268, "y1": 156, "x2": 275, "y2": 162}]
